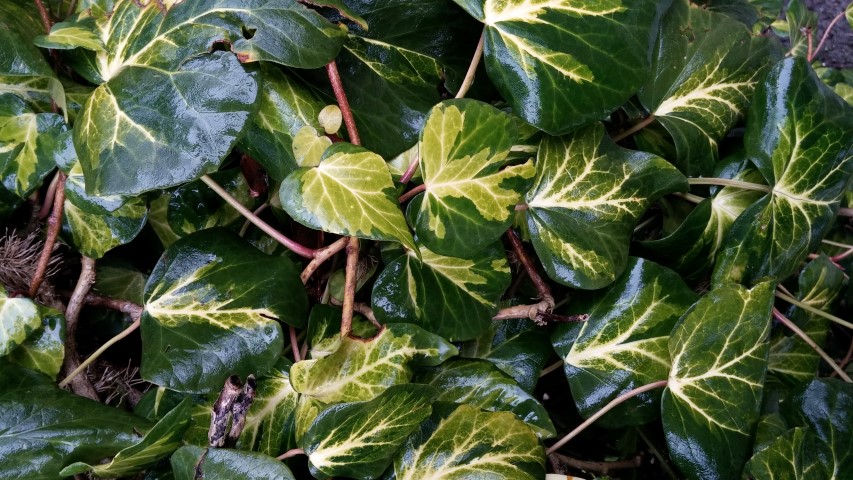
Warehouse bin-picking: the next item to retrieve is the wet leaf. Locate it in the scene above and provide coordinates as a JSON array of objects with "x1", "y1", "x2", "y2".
[
  {"x1": 167, "y1": 169, "x2": 254, "y2": 238},
  {"x1": 745, "y1": 427, "x2": 822, "y2": 480},
  {"x1": 237, "y1": 359, "x2": 300, "y2": 456},
  {"x1": 34, "y1": 20, "x2": 106, "y2": 52},
  {"x1": 0, "y1": 287, "x2": 41, "y2": 357},
  {"x1": 7, "y1": 306, "x2": 65, "y2": 379},
  {"x1": 171, "y1": 445, "x2": 296, "y2": 480},
  {"x1": 460, "y1": 319, "x2": 550, "y2": 392}
]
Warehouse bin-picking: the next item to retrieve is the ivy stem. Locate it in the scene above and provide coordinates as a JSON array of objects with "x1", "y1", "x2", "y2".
[
  {"x1": 60, "y1": 256, "x2": 99, "y2": 400},
  {"x1": 539, "y1": 360, "x2": 564, "y2": 378},
  {"x1": 810, "y1": 10, "x2": 848, "y2": 62},
  {"x1": 612, "y1": 114, "x2": 656, "y2": 143},
  {"x1": 455, "y1": 29, "x2": 485, "y2": 99},
  {"x1": 836, "y1": 207, "x2": 853, "y2": 218},
  {"x1": 398, "y1": 183, "x2": 426, "y2": 203},
  {"x1": 340, "y1": 237, "x2": 360, "y2": 337},
  {"x1": 687, "y1": 177, "x2": 772, "y2": 193},
  {"x1": 545, "y1": 380, "x2": 668, "y2": 455},
  {"x1": 200, "y1": 174, "x2": 315, "y2": 259},
  {"x1": 326, "y1": 60, "x2": 360, "y2": 146},
  {"x1": 29, "y1": 172, "x2": 66, "y2": 298},
  {"x1": 354, "y1": 302, "x2": 381, "y2": 327},
  {"x1": 276, "y1": 448, "x2": 305, "y2": 461},
  {"x1": 775, "y1": 290, "x2": 853, "y2": 330},
  {"x1": 514, "y1": 203, "x2": 528, "y2": 211},
  {"x1": 300, "y1": 236, "x2": 349, "y2": 284},
  {"x1": 239, "y1": 203, "x2": 268, "y2": 237},
  {"x1": 399, "y1": 154, "x2": 420, "y2": 185},
  {"x1": 822, "y1": 238, "x2": 853, "y2": 249},
  {"x1": 34, "y1": 0, "x2": 53, "y2": 32},
  {"x1": 671, "y1": 192, "x2": 705, "y2": 204},
  {"x1": 549, "y1": 452, "x2": 642, "y2": 476},
  {"x1": 506, "y1": 229, "x2": 555, "y2": 311},
  {"x1": 772, "y1": 307, "x2": 852, "y2": 382},
  {"x1": 831, "y1": 336, "x2": 853, "y2": 378},
  {"x1": 60, "y1": 318, "x2": 141, "y2": 388},
  {"x1": 636, "y1": 427, "x2": 679, "y2": 480},
  {"x1": 65, "y1": 0, "x2": 77, "y2": 18},
  {"x1": 289, "y1": 326, "x2": 302, "y2": 362},
  {"x1": 39, "y1": 172, "x2": 60, "y2": 219}
]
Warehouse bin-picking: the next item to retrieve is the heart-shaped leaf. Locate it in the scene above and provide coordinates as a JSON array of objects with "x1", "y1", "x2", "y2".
[
  {"x1": 662, "y1": 280, "x2": 774, "y2": 480},
  {"x1": 460, "y1": 319, "x2": 551, "y2": 392},
  {"x1": 302, "y1": 384, "x2": 438, "y2": 480},
  {"x1": 371, "y1": 242, "x2": 511, "y2": 341},
  {"x1": 638, "y1": 0, "x2": 779, "y2": 175},
  {"x1": 415, "y1": 359, "x2": 555, "y2": 438},
  {"x1": 407, "y1": 99, "x2": 535, "y2": 257},
  {"x1": 290, "y1": 323, "x2": 456, "y2": 404},
  {"x1": 7, "y1": 305, "x2": 65, "y2": 379},
  {"x1": 141, "y1": 229, "x2": 307, "y2": 393},
  {"x1": 0, "y1": 287, "x2": 41, "y2": 357},
  {"x1": 171, "y1": 445, "x2": 296, "y2": 480},
  {"x1": 452, "y1": 0, "x2": 664, "y2": 134},
  {"x1": 554, "y1": 257, "x2": 697, "y2": 428},
  {"x1": 745, "y1": 427, "x2": 822, "y2": 479},
  {"x1": 280, "y1": 142, "x2": 417, "y2": 252},
  {"x1": 525, "y1": 123, "x2": 687, "y2": 289},
  {"x1": 393, "y1": 402, "x2": 544, "y2": 479},
  {"x1": 714, "y1": 57, "x2": 853, "y2": 286}
]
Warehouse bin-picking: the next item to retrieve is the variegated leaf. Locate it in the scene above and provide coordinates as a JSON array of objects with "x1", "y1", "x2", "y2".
[
  {"x1": 638, "y1": 0, "x2": 779, "y2": 175},
  {"x1": 171, "y1": 445, "x2": 296, "y2": 480},
  {"x1": 7, "y1": 306, "x2": 65, "y2": 379},
  {"x1": 460, "y1": 319, "x2": 551, "y2": 392},
  {"x1": 407, "y1": 99, "x2": 535, "y2": 257},
  {"x1": 141, "y1": 229, "x2": 308, "y2": 393},
  {"x1": 745, "y1": 427, "x2": 822, "y2": 480},
  {"x1": 525, "y1": 123, "x2": 687, "y2": 289},
  {"x1": 714, "y1": 57, "x2": 853, "y2": 286},
  {"x1": 553, "y1": 258, "x2": 697, "y2": 428},
  {"x1": 371, "y1": 242, "x2": 511, "y2": 341},
  {"x1": 394, "y1": 403, "x2": 545, "y2": 479},
  {"x1": 237, "y1": 359, "x2": 300, "y2": 456},
  {"x1": 0, "y1": 288, "x2": 41, "y2": 357},
  {"x1": 452, "y1": 0, "x2": 664, "y2": 134},
  {"x1": 34, "y1": 20, "x2": 106, "y2": 52},
  {"x1": 280, "y1": 142, "x2": 417, "y2": 252},
  {"x1": 662, "y1": 280, "x2": 775, "y2": 480},
  {"x1": 289, "y1": 323, "x2": 456, "y2": 404}
]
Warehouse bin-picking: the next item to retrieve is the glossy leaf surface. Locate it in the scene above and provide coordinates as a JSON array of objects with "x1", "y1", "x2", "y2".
[
  {"x1": 460, "y1": 319, "x2": 550, "y2": 392},
  {"x1": 141, "y1": 229, "x2": 307, "y2": 393},
  {"x1": 171, "y1": 445, "x2": 296, "y2": 480},
  {"x1": 554, "y1": 258, "x2": 697, "y2": 427},
  {"x1": 372, "y1": 242, "x2": 511, "y2": 341},
  {"x1": 662, "y1": 280, "x2": 774, "y2": 480},
  {"x1": 0, "y1": 287, "x2": 41, "y2": 357},
  {"x1": 408, "y1": 99, "x2": 535, "y2": 256},
  {"x1": 714, "y1": 57, "x2": 853, "y2": 286},
  {"x1": 166, "y1": 169, "x2": 254, "y2": 238},
  {"x1": 302, "y1": 384, "x2": 437, "y2": 479},
  {"x1": 237, "y1": 359, "x2": 300, "y2": 455},
  {"x1": 525, "y1": 123, "x2": 687, "y2": 289},
  {"x1": 394, "y1": 403, "x2": 544, "y2": 479},
  {"x1": 453, "y1": 0, "x2": 663, "y2": 134},
  {"x1": 7, "y1": 306, "x2": 65, "y2": 379},
  {"x1": 280, "y1": 142, "x2": 417, "y2": 252},
  {"x1": 744, "y1": 427, "x2": 821, "y2": 480},
  {"x1": 290, "y1": 323, "x2": 456, "y2": 404}
]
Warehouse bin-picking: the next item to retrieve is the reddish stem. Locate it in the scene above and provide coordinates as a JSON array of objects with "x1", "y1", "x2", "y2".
[
  {"x1": 398, "y1": 183, "x2": 426, "y2": 203},
  {"x1": 29, "y1": 172, "x2": 66, "y2": 298},
  {"x1": 326, "y1": 61, "x2": 360, "y2": 146},
  {"x1": 506, "y1": 229, "x2": 554, "y2": 308},
  {"x1": 772, "y1": 307, "x2": 852, "y2": 382},
  {"x1": 34, "y1": 0, "x2": 53, "y2": 32},
  {"x1": 612, "y1": 114, "x2": 656, "y2": 143},
  {"x1": 289, "y1": 325, "x2": 301, "y2": 362},
  {"x1": 399, "y1": 154, "x2": 420, "y2": 185},
  {"x1": 811, "y1": 10, "x2": 848, "y2": 62}
]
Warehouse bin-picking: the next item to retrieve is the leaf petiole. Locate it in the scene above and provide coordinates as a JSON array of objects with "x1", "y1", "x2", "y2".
[
  {"x1": 687, "y1": 177, "x2": 772, "y2": 193},
  {"x1": 772, "y1": 307, "x2": 852, "y2": 382},
  {"x1": 775, "y1": 290, "x2": 853, "y2": 330}
]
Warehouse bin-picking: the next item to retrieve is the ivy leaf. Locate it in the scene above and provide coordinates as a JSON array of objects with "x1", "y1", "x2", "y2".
[
  {"x1": 280, "y1": 142, "x2": 417, "y2": 252},
  {"x1": 780, "y1": 0, "x2": 816, "y2": 58},
  {"x1": 0, "y1": 287, "x2": 41, "y2": 357},
  {"x1": 780, "y1": 378, "x2": 853, "y2": 478},
  {"x1": 171, "y1": 445, "x2": 296, "y2": 480},
  {"x1": 61, "y1": 397, "x2": 192, "y2": 478},
  {"x1": 525, "y1": 123, "x2": 687, "y2": 289},
  {"x1": 394, "y1": 403, "x2": 545, "y2": 479},
  {"x1": 744, "y1": 427, "x2": 823, "y2": 480},
  {"x1": 713, "y1": 57, "x2": 853, "y2": 286},
  {"x1": 407, "y1": 99, "x2": 535, "y2": 257},
  {"x1": 453, "y1": 0, "x2": 664, "y2": 134},
  {"x1": 141, "y1": 229, "x2": 308, "y2": 393},
  {"x1": 237, "y1": 359, "x2": 300, "y2": 456},
  {"x1": 0, "y1": 366, "x2": 153, "y2": 480},
  {"x1": 638, "y1": 0, "x2": 779, "y2": 175},
  {"x1": 238, "y1": 64, "x2": 327, "y2": 182},
  {"x1": 34, "y1": 20, "x2": 106, "y2": 52},
  {"x1": 0, "y1": 94, "x2": 71, "y2": 198},
  {"x1": 553, "y1": 258, "x2": 697, "y2": 428},
  {"x1": 460, "y1": 319, "x2": 551, "y2": 392},
  {"x1": 7, "y1": 306, "x2": 65, "y2": 379},
  {"x1": 302, "y1": 384, "x2": 438, "y2": 480},
  {"x1": 662, "y1": 280, "x2": 775, "y2": 480},
  {"x1": 75, "y1": 51, "x2": 260, "y2": 196},
  {"x1": 167, "y1": 169, "x2": 254, "y2": 238},
  {"x1": 371, "y1": 242, "x2": 511, "y2": 341},
  {"x1": 415, "y1": 359, "x2": 555, "y2": 438},
  {"x1": 290, "y1": 323, "x2": 457, "y2": 404}
]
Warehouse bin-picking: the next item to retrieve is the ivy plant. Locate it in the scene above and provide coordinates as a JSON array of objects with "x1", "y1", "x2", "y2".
[{"x1": 2, "y1": 0, "x2": 853, "y2": 479}]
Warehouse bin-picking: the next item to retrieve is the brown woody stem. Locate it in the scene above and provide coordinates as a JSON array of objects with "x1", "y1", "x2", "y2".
[
  {"x1": 326, "y1": 60, "x2": 360, "y2": 145},
  {"x1": 506, "y1": 229, "x2": 554, "y2": 309},
  {"x1": 340, "y1": 237, "x2": 360, "y2": 336},
  {"x1": 60, "y1": 256, "x2": 99, "y2": 400},
  {"x1": 29, "y1": 172, "x2": 66, "y2": 298},
  {"x1": 300, "y1": 236, "x2": 349, "y2": 284},
  {"x1": 612, "y1": 114, "x2": 656, "y2": 142}
]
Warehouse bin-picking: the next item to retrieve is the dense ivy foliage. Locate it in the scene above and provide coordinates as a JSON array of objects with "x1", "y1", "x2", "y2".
[{"x1": 1, "y1": 0, "x2": 853, "y2": 479}]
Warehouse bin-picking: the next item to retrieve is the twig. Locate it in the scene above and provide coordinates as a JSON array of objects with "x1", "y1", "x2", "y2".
[
  {"x1": 810, "y1": 10, "x2": 847, "y2": 62},
  {"x1": 326, "y1": 61, "x2": 360, "y2": 145},
  {"x1": 672, "y1": 191, "x2": 705, "y2": 204},
  {"x1": 82, "y1": 293, "x2": 143, "y2": 316},
  {"x1": 805, "y1": 26, "x2": 814, "y2": 61},
  {"x1": 239, "y1": 203, "x2": 268, "y2": 237},
  {"x1": 775, "y1": 290, "x2": 853, "y2": 330},
  {"x1": 353, "y1": 302, "x2": 381, "y2": 328},
  {"x1": 506, "y1": 229, "x2": 554, "y2": 311},
  {"x1": 837, "y1": 207, "x2": 853, "y2": 218},
  {"x1": 200, "y1": 175, "x2": 315, "y2": 258},
  {"x1": 539, "y1": 360, "x2": 564, "y2": 378},
  {"x1": 546, "y1": 380, "x2": 668, "y2": 454},
  {"x1": 340, "y1": 237, "x2": 359, "y2": 336},
  {"x1": 549, "y1": 452, "x2": 642, "y2": 475},
  {"x1": 34, "y1": 0, "x2": 53, "y2": 32},
  {"x1": 29, "y1": 172, "x2": 66, "y2": 298},
  {"x1": 290, "y1": 326, "x2": 301, "y2": 362},
  {"x1": 276, "y1": 448, "x2": 305, "y2": 461},
  {"x1": 831, "y1": 336, "x2": 853, "y2": 378},
  {"x1": 514, "y1": 203, "x2": 528, "y2": 211},
  {"x1": 687, "y1": 177, "x2": 772, "y2": 193},
  {"x1": 400, "y1": 154, "x2": 420, "y2": 185},
  {"x1": 612, "y1": 114, "x2": 656, "y2": 143},
  {"x1": 60, "y1": 318, "x2": 141, "y2": 388},
  {"x1": 300, "y1": 236, "x2": 349, "y2": 284},
  {"x1": 398, "y1": 183, "x2": 426, "y2": 203},
  {"x1": 39, "y1": 173, "x2": 60, "y2": 219},
  {"x1": 60, "y1": 256, "x2": 99, "y2": 400},
  {"x1": 455, "y1": 29, "x2": 485, "y2": 99},
  {"x1": 493, "y1": 304, "x2": 588, "y2": 324},
  {"x1": 772, "y1": 307, "x2": 851, "y2": 382}
]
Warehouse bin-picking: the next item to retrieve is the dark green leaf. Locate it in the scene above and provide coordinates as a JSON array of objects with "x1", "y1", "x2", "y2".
[
  {"x1": 7, "y1": 305, "x2": 65, "y2": 379},
  {"x1": 93, "y1": 263, "x2": 148, "y2": 304},
  {"x1": 167, "y1": 169, "x2": 254, "y2": 237},
  {"x1": 460, "y1": 318, "x2": 550, "y2": 392},
  {"x1": 141, "y1": 229, "x2": 307, "y2": 393},
  {"x1": 662, "y1": 280, "x2": 775, "y2": 480},
  {"x1": 779, "y1": 0, "x2": 816, "y2": 58},
  {"x1": 745, "y1": 427, "x2": 822, "y2": 480},
  {"x1": 302, "y1": 384, "x2": 437, "y2": 479},
  {"x1": 525, "y1": 123, "x2": 687, "y2": 289},
  {"x1": 171, "y1": 445, "x2": 296, "y2": 480}
]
